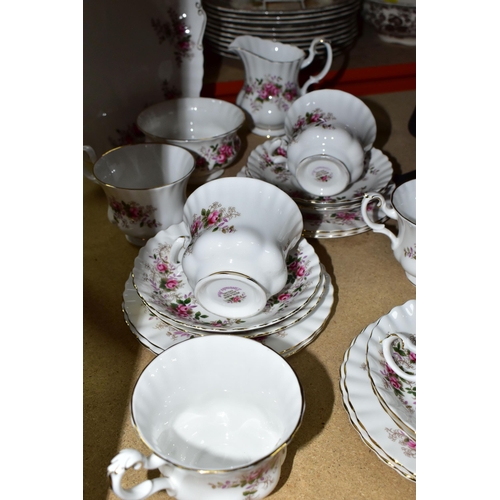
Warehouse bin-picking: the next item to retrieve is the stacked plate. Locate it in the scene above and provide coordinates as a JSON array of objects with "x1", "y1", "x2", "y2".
[
  {"x1": 239, "y1": 139, "x2": 394, "y2": 238},
  {"x1": 122, "y1": 223, "x2": 334, "y2": 358},
  {"x1": 340, "y1": 300, "x2": 416, "y2": 481},
  {"x1": 203, "y1": 0, "x2": 362, "y2": 59}
]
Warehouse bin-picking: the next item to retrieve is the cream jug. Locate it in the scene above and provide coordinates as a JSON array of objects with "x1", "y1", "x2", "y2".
[{"x1": 228, "y1": 35, "x2": 333, "y2": 137}]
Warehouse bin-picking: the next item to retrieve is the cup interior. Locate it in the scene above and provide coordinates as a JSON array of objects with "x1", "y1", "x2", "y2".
[
  {"x1": 94, "y1": 143, "x2": 194, "y2": 189},
  {"x1": 392, "y1": 179, "x2": 416, "y2": 224},
  {"x1": 137, "y1": 98, "x2": 245, "y2": 141},
  {"x1": 131, "y1": 335, "x2": 303, "y2": 471}
]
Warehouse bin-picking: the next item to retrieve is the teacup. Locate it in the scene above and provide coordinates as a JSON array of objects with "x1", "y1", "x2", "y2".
[
  {"x1": 170, "y1": 177, "x2": 304, "y2": 318},
  {"x1": 83, "y1": 143, "x2": 194, "y2": 246},
  {"x1": 381, "y1": 332, "x2": 416, "y2": 382},
  {"x1": 285, "y1": 126, "x2": 366, "y2": 196},
  {"x1": 107, "y1": 335, "x2": 305, "y2": 500},
  {"x1": 361, "y1": 179, "x2": 416, "y2": 285}
]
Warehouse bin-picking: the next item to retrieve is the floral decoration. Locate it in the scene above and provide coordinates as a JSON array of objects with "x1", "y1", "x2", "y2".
[
  {"x1": 404, "y1": 244, "x2": 416, "y2": 260},
  {"x1": 109, "y1": 197, "x2": 160, "y2": 229},
  {"x1": 208, "y1": 454, "x2": 280, "y2": 498},
  {"x1": 243, "y1": 75, "x2": 298, "y2": 113},
  {"x1": 151, "y1": 7, "x2": 194, "y2": 66},
  {"x1": 385, "y1": 428, "x2": 416, "y2": 458},
  {"x1": 291, "y1": 108, "x2": 336, "y2": 139},
  {"x1": 314, "y1": 168, "x2": 333, "y2": 183},
  {"x1": 198, "y1": 135, "x2": 241, "y2": 169}
]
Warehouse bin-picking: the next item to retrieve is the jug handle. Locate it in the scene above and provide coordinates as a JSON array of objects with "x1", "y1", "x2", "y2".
[
  {"x1": 299, "y1": 38, "x2": 333, "y2": 95},
  {"x1": 83, "y1": 145, "x2": 99, "y2": 184},
  {"x1": 108, "y1": 448, "x2": 177, "y2": 500}
]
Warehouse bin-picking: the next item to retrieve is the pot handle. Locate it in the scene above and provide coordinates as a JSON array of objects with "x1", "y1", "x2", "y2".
[
  {"x1": 83, "y1": 145, "x2": 99, "y2": 184},
  {"x1": 107, "y1": 448, "x2": 177, "y2": 500},
  {"x1": 300, "y1": 38, "x2": 333, "y2": 95},
  {"x1": 360, "y1": 192, "x2": 399, "y2": 248}
]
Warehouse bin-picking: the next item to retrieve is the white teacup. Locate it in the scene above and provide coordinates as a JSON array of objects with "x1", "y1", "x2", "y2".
[
  {"x1": 361, "y1": 179, "x2": 416, "y2": 285},
  {"x1": 285, "y1": 126, "x2": 366, "y2": 196},
  {"x1": 381, "y1": 332, "x2": 416, "y2": 382},
  {"x1": 170, "y1": 177, "x2": 303, "y2": 318},
  {"x1": 83, "y1": 143, "x2": 194, "y2": 246},
  {"x1": 108, "y1": 335, "x2": 305, "y2": 500}
]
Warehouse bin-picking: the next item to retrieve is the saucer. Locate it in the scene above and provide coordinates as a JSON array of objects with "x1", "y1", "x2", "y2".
[
  {"x1": 131, "y1": 268, "x2": 328, "y2": 339},
  {"x1": 246, "y1": 140, "x2": 393, "y2": 205},
  {"x1": 123, "y1": 271, "x2": 333, "y2": 358},
  {"x1": 340, "y1": 310, "x2": 416, "y2": 481},
  {"x1": 365, "y1": 300, "x2": 416, "y2": 439},
  {"x1": 133, "y1": 228, "x2": 322, "y2": 332}
]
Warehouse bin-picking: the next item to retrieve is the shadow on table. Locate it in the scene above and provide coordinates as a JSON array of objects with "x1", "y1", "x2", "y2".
[{"x1": 274, "y1": 348, "x2": 335, "y2": 493}]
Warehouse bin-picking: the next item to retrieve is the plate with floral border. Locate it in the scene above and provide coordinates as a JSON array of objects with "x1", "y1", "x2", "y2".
[
  {"x1": 84, "y1": 0, "x2": 207, "y2": 157},
  {"x1": 128, "y1": 267, "x2": 328, "y2": 339},
  {"x1": 123, "y1": 270, "x2": 333, "y2": 357},
  {"x1": 365, "y1": 300, "x2": 416, "y2": 440},
  {"x1": 132, "y1": 227, "x2": 322, "y2": 332},
  {"x1": 246, "y1": 139, "x2": 393, "y2": 206},
  {"x1": 340, "y1": 316, "x2": 416, "y2": 481}
]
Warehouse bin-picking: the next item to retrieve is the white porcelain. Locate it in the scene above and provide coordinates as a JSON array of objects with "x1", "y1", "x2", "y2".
[
  {"x1": 125, "y1": 267, "x2": 326, "y2": 341},
  {"x1": 132, "y1": 224, "x2": 321, "y2": 332},
  {"x1": 366, "y1": 301, "x2": 416, "y2": 439},
  {"x1": 82, "y1": 143, "x2": 194, "y2": 246},
  {"x1": 122, "y1": 269, "x2": 334, "y2": 357},
  {"x1": 137, "y1": 97, "x2": 245, "y2": 172},
  {"x1": 108, "y1": 335, "x2": 304, "y2": 500},
  {"x1": 340, "y1": 301, "x2": 417, "y2": 481},
  {"x1": 83, "y1": 0, "x2": 206, "y2": 158},
  {"x1": 203, "y1": 0, "x2": 360, "y2": 59},
  {"x1": 168, "y1": 177, "x2": 304, "y2": 318},
  {"x1": 361, "y1": 179, "x2": 416, "y2": 285},
  {"x1": 284, "y1": 89, "x2": 377, "y2": 152},
  {"x1": 286, "y1": 126, "x2": 366, "y2": 196},
  {"x1": 246, "y1": 140, "x2": 393, "y2": 205},
  {"x1": 228, "y1": 35, "x2": 332, "y2": 137}
]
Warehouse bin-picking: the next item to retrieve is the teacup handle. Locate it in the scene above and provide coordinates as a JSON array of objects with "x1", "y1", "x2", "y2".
[
  {"x1": 299, "y1": 38, "x2": 333, "y2": 95},
  {"x1": 361, "y1": 192, "x2": 399, "y2": 248},
  {"x1": 107, "y1": 448, "x2": 177, "y2": 500},
  {"x1": 381, "y1": 333, "x2": 416, "y2": 382},
  {"x1": 169, "y1": 221, "x2": 191, "y2": 264},
  {"x1": 83, "y1": 145, "x2": 98, "y2": 184},
  {"x1": 262, "y1": 137, "x2": 288, "y2": 165}
]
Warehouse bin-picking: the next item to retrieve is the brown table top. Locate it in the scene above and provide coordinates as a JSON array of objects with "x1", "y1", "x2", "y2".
[{"x1": 84, "y1": 91, "x2": 416, "y2": 500}]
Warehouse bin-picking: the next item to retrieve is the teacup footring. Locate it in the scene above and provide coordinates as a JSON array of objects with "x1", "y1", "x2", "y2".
[{"x1": 195, "y1": 272, "x2": 268, "y2": 319}]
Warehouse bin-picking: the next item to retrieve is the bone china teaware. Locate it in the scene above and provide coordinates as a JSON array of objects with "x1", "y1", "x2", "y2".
[
  {"x1": 361, "y1": 178, "x2": 416, "y2": 285},
  {"x1": 285, "y1": 125, "x2": 366, "y2": 196},
  {"x1": 83, "y1": 143, "x2": 194, "y2": 246},
  {"x1": 229, "y1": 35, "x2": 332, "y2": 137},
  {"x1": 169, "y1": 177, "x2": 304, "y2": 318},
  {"x1": 108, "y1": 335, "x2": 305, "y2": 500}
]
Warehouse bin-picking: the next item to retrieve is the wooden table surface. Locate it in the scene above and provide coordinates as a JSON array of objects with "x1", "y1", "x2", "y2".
[{"x1": 84, "y1": 91, "x2": 416, "y2": 500}]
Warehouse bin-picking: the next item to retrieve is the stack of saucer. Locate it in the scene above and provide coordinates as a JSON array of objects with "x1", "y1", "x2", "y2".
[
  {"x1": 122, "y1": 178, "x2": 334, "y2": 358},
  {"x1": 241, "y1": 142, "x2": 394, "y2": 238},
  {"x1": 340, "y1": 300, "x2": 416, "y2": 481},
  {"x1": 240, "y1": 88, "x2": 396, "y2": 238}
]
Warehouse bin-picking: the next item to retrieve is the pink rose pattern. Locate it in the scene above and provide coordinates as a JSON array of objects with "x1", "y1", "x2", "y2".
[
  {"x1": 264, "y1": 248, "x2": 312, "y2": 313},
  {"x1": 379, "y1": 335, "x2": 416, "y2": 414},
  {"x1": 243, "y1": 75, "x2": 298, "y2": 113},
  {"x1": 314, "y1": 168, "x2": 333, "y2": 183},
  {"x1": 198, "y1": 135, "x2": 241, "y2": 169},
  {"x1": 109, "y1": 197, "x2": 160, "y2": 229},
  {"x1": 140, "y1": 238, "x2": 315, "y2": 327},
  {"x1": 185, "y1": 201, "x2": 241, "y2": 256},
  {"x1": 291, "y1": 108, "x2": 336, "y2": 139},
  {"x1": 257, "y1": 144, "x2": 293, "y2": 183},
  {"x1": 385, "y1": 428, "x2": 416, "y2": 459},
  {"x1": 208, "y1": 452, "x2": 281, "y2": 498}
]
